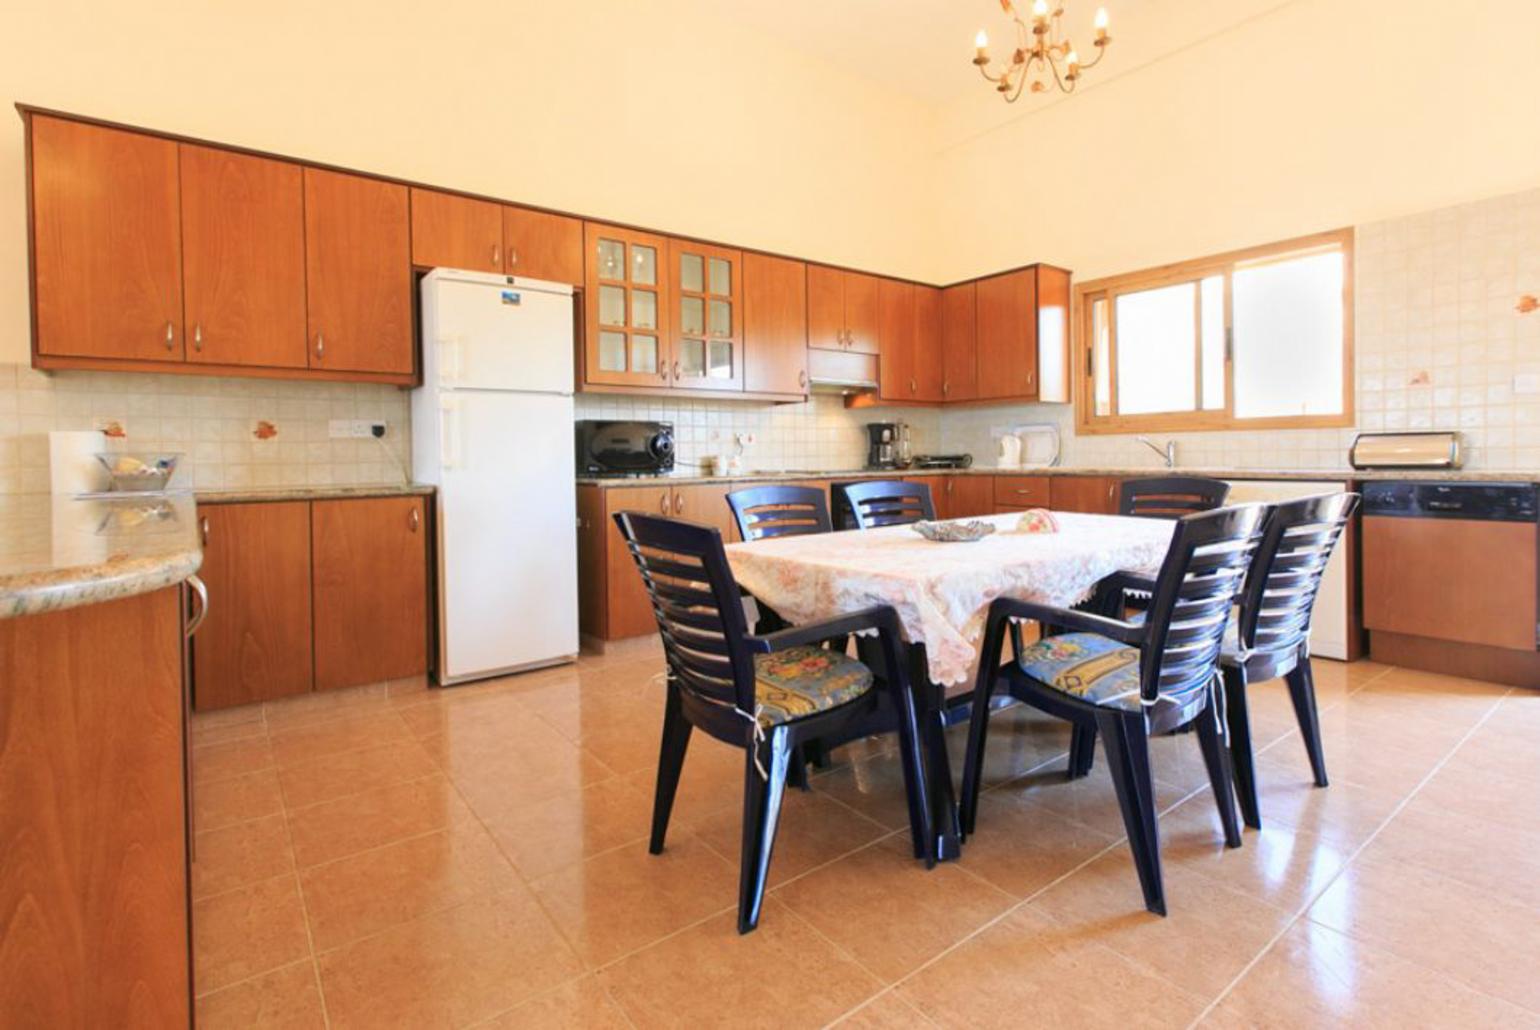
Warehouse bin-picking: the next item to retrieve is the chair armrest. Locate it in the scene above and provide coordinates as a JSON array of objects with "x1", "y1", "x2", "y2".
[
  {"x1": 988, "y1": 596, "x2": 1145, "y2": 646},
  {"x1": 744, "y1": 605, "x2": 901, "y2": 654},
  {"x1": 1103, "y1": 570, "x2": 1157, "y2": 594}
]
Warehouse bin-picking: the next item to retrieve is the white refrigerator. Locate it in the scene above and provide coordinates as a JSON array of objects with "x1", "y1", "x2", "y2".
[{"x1": 412, "y1": 268, "x2": 579, "y2": 684}]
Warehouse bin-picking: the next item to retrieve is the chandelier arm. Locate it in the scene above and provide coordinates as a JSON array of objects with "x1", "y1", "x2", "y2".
[{"x1": 1081, "y1": 45, "x2": 1108, "y2": 69}]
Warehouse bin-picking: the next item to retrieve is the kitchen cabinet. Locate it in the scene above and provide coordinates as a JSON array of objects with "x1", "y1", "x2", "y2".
[
  {"x1": 583, "y1": 222, "x2": 672, "y2": 389},
  {"x1": 808, "y1": 266, "x2": 880, "y2": 354},
  {"x1": 503, "y1": 206, "x2": 584, "y2": 284},
  {"x1": 941, "y1": 283, "x2": 978, "y2": 402},
  {"x1": 669, "y1": 239, "x2": 743, "y2": 392},
  {"x1": 914, "y1": 286, "x2": 945, "y2": 401},
  {"x1": 973, "y1": 265, "x2": 1072, "y2": 403},
  {"x1": 312, "y1": 496, "x2": 429, "y2": 691},
  {"x1": 29, "y1": 116, "x2": 184, "y2": 363},
  {"x1": 879, "y1": 281, "x2": 947, "y2": 404},
  {"x1": 936, "y1": 476, "x2": 994, "y2": 520},
  {"x1": 410, "y1": 188, "x2": 504, "y2": 272},
  {"x1": 192, "y1": 501, "x2": 314, "y2": 711},
  {"x1": 1050, "y1": 475, "x2": 1121, "y2": 514},
  {"x1": 304, "y1": 168, "x2": 414, "y2": 376},
  {"x1": 742, "y1": 252, "x2": 809, "y2": 397},
  {"x1": 994, "y1": 475, "x2": 1051, "y2": 512},
  {"x1": 180, "y1": 145, "x2": 308, "y2": 369}
]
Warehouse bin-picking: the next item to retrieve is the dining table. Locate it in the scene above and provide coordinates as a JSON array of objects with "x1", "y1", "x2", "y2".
[{"x1": 725, "y1": 509, "x2": 1174, "y2": 861}]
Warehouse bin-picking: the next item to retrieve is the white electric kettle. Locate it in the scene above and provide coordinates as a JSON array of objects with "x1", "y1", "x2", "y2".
[{"x1": 997, "y1": 433, "x2": 1023, "y2": 468}]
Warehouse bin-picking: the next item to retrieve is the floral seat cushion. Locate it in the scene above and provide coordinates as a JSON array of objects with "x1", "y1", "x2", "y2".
[
  {"x1": 754, "y1": 646, "x2": 874, "y2": 727},
  {"x1": 1016, "y1": 632, "x2": 1144, "y2": 711}
]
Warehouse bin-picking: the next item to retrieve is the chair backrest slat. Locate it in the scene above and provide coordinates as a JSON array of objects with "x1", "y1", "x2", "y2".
[
  {"x1": 1235, "y1": 492, "x2": 1360, "y2": 659},
  {"x1": 726, "y1": 485, "x2": 832, "y2": 541},
  {"x1": 839, "y1": 480, "x2": 936, "y2": 529},
  {"x1": 1120, "y1": 476, "x2": 1231, "y2": 519}
]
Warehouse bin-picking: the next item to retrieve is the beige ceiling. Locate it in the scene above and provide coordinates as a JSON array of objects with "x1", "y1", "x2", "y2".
[{"x1": 702, "y1": 0, "x2": 1300, "y2": 111}]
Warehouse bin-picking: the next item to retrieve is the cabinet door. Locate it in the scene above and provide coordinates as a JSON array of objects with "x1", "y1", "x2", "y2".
[
  {"x1": 30, "y1": 116, "x2": 183, "y2": 362},
  {"x1": 743, "y1": 253, "x2": 808, "y2": 396},
  {"x1": 192, "y1": 502, "x2": 314, "y2": 711},
  {"x1": 180, "y1": 146, "x2": 308, "y2": 370},
  {"x1": 304, "y1": 168, "x2": 414, "y2": 375},
  {"x1": 1036, "y1": 266, "x2": 1072, "y2": 403},
  {"x1": 806, "y1": 264, "x2": 846, "y2": 351},
  {"x1": 504, "y1": 206, "x2": 584, "y2": 285},
  {"x1": 993, "y1": 475, "x2": 1051, "y2": 509},
  {"x1": 584, "y1": 223, "x2": 670, "y2": 388},
  {"x1": 603, "y1": 486, "x2": 674, "y2": 639},
  {"x1": 670, "y1": 239, "x2": 743, "y2": 392},
  {"x1": 410, "y1": 188, "x2": 503, "y2": 272},
  {"x1": 948, "y1": 477, "x2": 995, "y2": 519},
  {"x1": 1050, "y1": 475, "x2": 1120, "y2": 514},
  {"x1": 941, "y1": 283, "x2": 978, "y2": 402},
  {"x1": 843, "y1": 271, "x2": 882, "y2": 354},
  {"x1": 975, "y1": 269, "x2": 1038, "y2": 400},
  {"x1": 312, "y1": 497, "x2": 429, "y2": 691},
  {"x1": 877, "y1": 278, "x2": 916, "y2": 402},
  {"x1": 914, "y1": 286, "x2": 945, "y2": 402},
  {"x1": 672, "y1": 483, "x2": 737, "y2": 541}
]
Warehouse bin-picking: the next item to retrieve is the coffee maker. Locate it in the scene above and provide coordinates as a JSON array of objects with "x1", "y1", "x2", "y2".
[{"x1": 866, "y1": 422, "x2": 899, "y2": 469}]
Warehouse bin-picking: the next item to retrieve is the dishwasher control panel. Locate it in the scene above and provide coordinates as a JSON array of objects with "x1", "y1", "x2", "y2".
[{"x1": 1362, "y1": 481, "x2": 1538, "y2": 522}]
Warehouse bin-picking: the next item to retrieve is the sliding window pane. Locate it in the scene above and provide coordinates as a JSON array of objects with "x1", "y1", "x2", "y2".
[
  {"x1": 1200, "y1": 275, "x2": 1225, "y2": 410},
  {"x1": 1232, "y1": 251, "x2": 1343, "y2": 418},
  {"x1": 1115, "y1": 282, "x2": 1196, "y2": 415},
  {"x1": 1091, "y1": 297, "x2": 1111, "y2": 417}
]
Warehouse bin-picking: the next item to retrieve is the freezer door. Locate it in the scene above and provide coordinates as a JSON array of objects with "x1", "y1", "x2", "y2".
[
  {"x1": 425, "y1": 275, "x2": 574, "y2": 393},
  {"x1": 437, "y1": 391, "x2": 578, "y2": 681}
]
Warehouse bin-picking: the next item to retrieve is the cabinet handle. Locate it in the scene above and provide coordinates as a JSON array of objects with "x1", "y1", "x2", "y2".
[
  {"x1": 186, "y1": 574, "x2": 209, "y2": 639},
  {"x1": 659, "y1": 492, "x2": 669, "y2": 514},
  {"x1": 942, "y1": 380, "x2": 950, "y2": 396},
  {"x1": 492, "y1": 243, "x2": 501, "y2": 268},
  {"x1": 798, "y1": 369, "x2": 808, "y2": 389},
  {"x1": 193, "y1": 324, "x2": 203, "y2": 353},
  {"x1": 672, "y1": 360, "x2": 681, "y2": 381},
  {"x1": 507, "y1": 247, "x2": 518, "y2": 267},
  {"x1": 910, "y1": 377, "x2": 917, "y2": 393},
  {"x1": 1107, "y1": 483, "x2": 1115, "y2": 500},
  {"x1": 164, "y1": 322, "x2": 175, "y2": 351},
  {"x1": 199, "y1": 516, "x2": 210, "y2": 545},
  {"x1": 409, "y1": 507, "x2": 420, "y2": 532},
  {"x1": 316, "y1": 333, "x2": 325, "y2": 360},
  {"x1": 673, "y1": 491, "x2": 684, "y2": 514}
]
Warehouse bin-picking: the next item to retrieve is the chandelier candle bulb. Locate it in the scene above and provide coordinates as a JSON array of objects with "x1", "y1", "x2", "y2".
[
  {"x1": 972, "y1": 0, "x2": 1111, "y2": 101},
  {"x1": 974, "y1": 29, "x2": 989, "y2": 63},
  {"x1": 1094, "y1": 5, "x2": 1109, "y2": 42}
]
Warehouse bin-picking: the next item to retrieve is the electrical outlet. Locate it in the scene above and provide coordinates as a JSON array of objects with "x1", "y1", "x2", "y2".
[{"x1": 329, "y1": 419, "x2": 387, "y2": 439}]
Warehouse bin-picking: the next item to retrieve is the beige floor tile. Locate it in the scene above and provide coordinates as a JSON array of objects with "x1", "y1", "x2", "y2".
[
  {"x1": 942, "y1": 701, "x2": 1071, "y2": 791},
  {"x1": 1404, "y1": 756, "x2": 1536, "y2": 833},
  {"x1": 267, "y1": 710, "x2": 414, "y2": 767},
  {"x1": 193, "y1": 874, "x2": 312, "y2": 995},
  {"x1": 300, "y1": 825, "x2": 523, "y2": 951},
  {"x1": 317, "y1": 889, "x2": 585, "y2": 1029},
  {"x1": 194, "y1": 960, "x2": 326, "y2": 1030},
  {"x1": 396, "y1": 688, "x2": 542, "y2": 739},
  {"x1": 193, "y1": 812, "x2": 296, "y2": 900},
  {"x1": 985, "y1": 762, "x2": 1182, "y2": 839},
  {"x1": 1242, "y1": 750, "x2": 1404, "y2": 849},
  {"x1": 694, "y1": 789, "x2": 890, "y2": 888},
  {"x1": 897, "y1": 905, "x2": 1206, "y2": 1029},
  {"x1": 1207, "y1": 920, "x2": 1540, "y2": 1029},
  {"x1": 275, "y1": 737, "x2": 439, "y2": 809},
  {"x1": 485, "y1": 977, "x2": 633, "y2": 1028},
  {"x1": 286, "y1": 774, "x2": 474, "y2": 868},
  {"x1": 421, "y1": 719, "x2": 618, "y2": 819},
  {"x1": 830, "y1": 989, "x2": 940, "y2": 1029},
  {"x1": 530, "y1": 833, "x2": 740, "y2": 967},
  {"x1": 956, "y1": 789, "x2": 1119, "y2": 899},
  {"x1": 1307, "y1": 855, "x2": 1540, "y2": 1012},
  {"x1": 622, "y1": 735, "x2": 747, "y2": 831},
  {"x1": 193, "y1": 767, "x2": 285, "y2": 833},
  {"x1": 191, "y1": 707, "x2": 268, "y2": 747},
  {"x1": 776, "y1": 835, "x2": 1015, "y2": 983},
  {"x1": 261, "y1": 681, "x2": 392, "y2": 732},
  {"x1": 808, "y1": 748, "x2": 926, "y2": 832},
  {"x1": 1363, "y1": 793, "x2": 1540, "y2": 910},
  {"x1": 194, "y1": 735, "x2": 276, "y2": 786},
  {"x1": 482, "y1": 777, "x2": 658, "y2": 880},
  {"x1": 599, "y1": 899, "x2": 883, "y2": 1028}
]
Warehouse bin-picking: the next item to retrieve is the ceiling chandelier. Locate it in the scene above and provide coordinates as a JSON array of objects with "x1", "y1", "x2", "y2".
[{"x1": 973, "y1": 1, "x2": 1111, "y2": 102}]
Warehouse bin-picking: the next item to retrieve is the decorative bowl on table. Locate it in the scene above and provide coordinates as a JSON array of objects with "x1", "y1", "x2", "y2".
[
  {"x1": 911, "y1": 519, "x2": 997, "y2": 543},
  {"x1": 94, "y1": 452, "x2": 181, "y2": 493}
]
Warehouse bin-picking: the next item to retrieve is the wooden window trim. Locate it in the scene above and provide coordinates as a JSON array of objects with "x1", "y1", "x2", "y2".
[{"x1": 1073, "y1": 228, "x2": 1355, "y2": 436}]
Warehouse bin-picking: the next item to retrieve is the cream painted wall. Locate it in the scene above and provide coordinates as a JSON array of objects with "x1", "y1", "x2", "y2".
[
  {"x1": 0, "y1": 0, "x2": 940, "y2": 365},
  {"x1": 931, "y1": 0, "x2": 1540, "y2": 283}
]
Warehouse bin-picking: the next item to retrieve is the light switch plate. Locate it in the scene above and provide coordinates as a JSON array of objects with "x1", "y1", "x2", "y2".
[{"x1": 329, "y1": 419, "x2": 387, "y2": 439}]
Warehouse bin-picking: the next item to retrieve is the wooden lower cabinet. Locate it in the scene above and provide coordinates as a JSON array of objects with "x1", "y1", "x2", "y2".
[
  {"x1": 312, "y1": 496, "x2": 429, "y2": 691},
  {"x1": 193, "y1": 501, "x2": 313, "y2": 711},
  {"x1": 0, "y1": 587, "x2": 190, "y2": 1027},
  {"x1": 1050, "y1": 475, "x2": 1122, "y2": 514},
  {"x1": 934, "y1": 476, "x2": 993, "y2": 520},
  {"x1": 993, "y1": 475, "x2": 1051, "y2": 512}
]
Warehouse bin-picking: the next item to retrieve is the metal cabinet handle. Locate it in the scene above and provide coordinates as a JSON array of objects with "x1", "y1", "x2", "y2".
[
  {"x1": 672, "y1": 361, "x2": 681, "y2": 381},
  {"x1": 200, "y1": 516, "x2": 210, "y2": 545},
  {"x1": 910, "y1": 377, "x2": 917, "y2": 393},
  {"x1": 316, "y1": 332, "x2": 325, "y2": 360},
  {"x1": 492, "y1": 243, "x2": 501, "y2": 268},
  {"x1": 942, "y1": 381, "x2": 950, "y2": 396},
  {"x1": 660, "y1": 365, "x2": 669, "y2": 382},
  {"x1": 659, "y1": 492, "x2": 669, "y2": 514},
  {"x1": 798, "y1": 369, "x2": 808, "y2": 389},
  {"x1": 193, "y1": 324, "x2": 203, "y2": 352},
  {"x1": 672, "y1": 491, "x2": 684, "y2": 514},
  {"x1": 164, "y1": 321, "x2": 175, "y2": 350},
  {"x1": 507, "y1": 247, "x2": 518, "y2": 267},
  {"x1": 185, "y1": 574, "x2": 209, "y2": 639},
  {"x1": 409, "y1": 507, "x2": 420, "y2": 532}
]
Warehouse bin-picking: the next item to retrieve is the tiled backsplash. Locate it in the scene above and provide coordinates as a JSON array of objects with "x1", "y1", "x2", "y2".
[
  {"x1": 574, "y1": 392, "x2": 941, "y2": 473},
  {"x1": 944, "y1": 186, "x2": 1540, "y2": 471},
  {"x1": 0, "y1": 363, "x2": 412, "y2": 494}
]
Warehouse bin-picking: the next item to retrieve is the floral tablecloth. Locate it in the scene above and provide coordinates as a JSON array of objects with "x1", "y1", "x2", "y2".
[{"x1": 724, "y1": 512, "x2": 1174, "y2": 687}]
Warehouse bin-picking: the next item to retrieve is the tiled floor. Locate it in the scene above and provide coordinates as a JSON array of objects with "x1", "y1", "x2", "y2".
[{"x1": 189, "y1": 643, "x2": 1540, "y2": 1028}]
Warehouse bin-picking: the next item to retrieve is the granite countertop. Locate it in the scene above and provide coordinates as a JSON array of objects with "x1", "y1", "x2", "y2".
[
  {"x1": 0, "y1": 493, "x2": 203, "y2": 619},
  {"x1": 195, "y1": 482, "x2": 435, "y2": 504},
  {"x1": 577, "y1": 466, "x2": 1540, "y2": 487}
]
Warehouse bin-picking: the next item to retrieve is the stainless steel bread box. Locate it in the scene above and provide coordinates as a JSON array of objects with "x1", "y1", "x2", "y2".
[{"x1": 1349, "y1": 431, "x2": 1463, "y2": 470}]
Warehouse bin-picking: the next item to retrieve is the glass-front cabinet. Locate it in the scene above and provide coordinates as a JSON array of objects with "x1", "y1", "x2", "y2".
[
  {"x1": 669, "y1": 239, "x2": 742, "y2": 391},
  {"x1": 584, "y1": 222, "x2": 671, "y2": 388}
]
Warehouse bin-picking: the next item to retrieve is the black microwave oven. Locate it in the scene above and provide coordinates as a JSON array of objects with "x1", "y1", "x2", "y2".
[{"x1": 575, "y1": 420, "x2": 675, "y2": 476}]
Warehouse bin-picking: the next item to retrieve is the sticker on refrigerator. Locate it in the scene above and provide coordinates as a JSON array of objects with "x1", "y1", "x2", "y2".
[{"x1": 500, "y1": 291, "x2": 521, "y2": 306}]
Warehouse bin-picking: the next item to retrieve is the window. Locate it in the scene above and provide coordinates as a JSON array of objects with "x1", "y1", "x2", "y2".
[{"x1": 1075, "y1": 229, "x2": 1353, "y2": 433}]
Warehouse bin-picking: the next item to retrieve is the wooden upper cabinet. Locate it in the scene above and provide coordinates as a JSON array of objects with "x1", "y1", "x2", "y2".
[
  {"x1": 29, "y1": 116, "x2": 184, "y2": 362},
  {"x1": 878, "y1": 278, "x2": 917, "y2": 402},
  {"x1": 914, "y1": 286, "x2": 945, "y2": 401},
  {"x1": 410, "y1": 188, "x2": 502, "y2": 272},
  {"x1": 304, "y1": 168, "x2": 413, "y2": 376},
  {"x1": 742, "y1": 252, "x2": 808, "y2": 397},
  {"x1": 1036, "y1": 266, "x2": 1072, "y2": 403},
  {"x1": 842, "y1": 272, "x2": 882, "y2": 354},
  {"x1": 311, "y1": 496, "x2": 428, "y2": 692},
  {"x1": 806, "y1": 264, "x2": 845, "y2": 351},
  {"x1": 976, "y1": 268, "x2": 1038, "y2": 400},
  {"x1": 583, "y1": 222, "x2": 671, "y2": 388},
  {"x1": 504, "y1": 206, "x2": 584, "y2": 285},
  {"x1": 669, "y1": 239, "x2": 743, "y2": 392},
  {"x1": 941, "y1": 283, "x2": 978, "y2": 402},
  {"x1": 180, "y1": 145, "x2": 308, "y2": 369},
  {"x1": 193, "y1": 501, "x2": 314, "y2": 711}
]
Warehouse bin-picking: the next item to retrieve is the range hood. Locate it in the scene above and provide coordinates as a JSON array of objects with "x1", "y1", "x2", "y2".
[{"x1": 807, "y1": 347, "x2": 878, "y2": 393}]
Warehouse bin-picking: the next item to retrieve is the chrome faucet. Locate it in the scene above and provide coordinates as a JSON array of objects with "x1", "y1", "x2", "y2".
[{"x1": 1136, "y1": 436, "x2": 1177, "y2": 468}]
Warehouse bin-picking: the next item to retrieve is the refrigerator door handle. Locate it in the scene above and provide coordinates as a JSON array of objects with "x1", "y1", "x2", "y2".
[
  {"x1": 440, "y1": 399, "x2": 464, "y2": 469},
  {"x1": 440, "y1": 336, "x2": 464, "y2": 386}
]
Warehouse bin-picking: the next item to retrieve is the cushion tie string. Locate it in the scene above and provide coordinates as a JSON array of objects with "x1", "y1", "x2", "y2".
[{"x1": 650, "y1": 671, "x2": 768, "y2": 780}]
